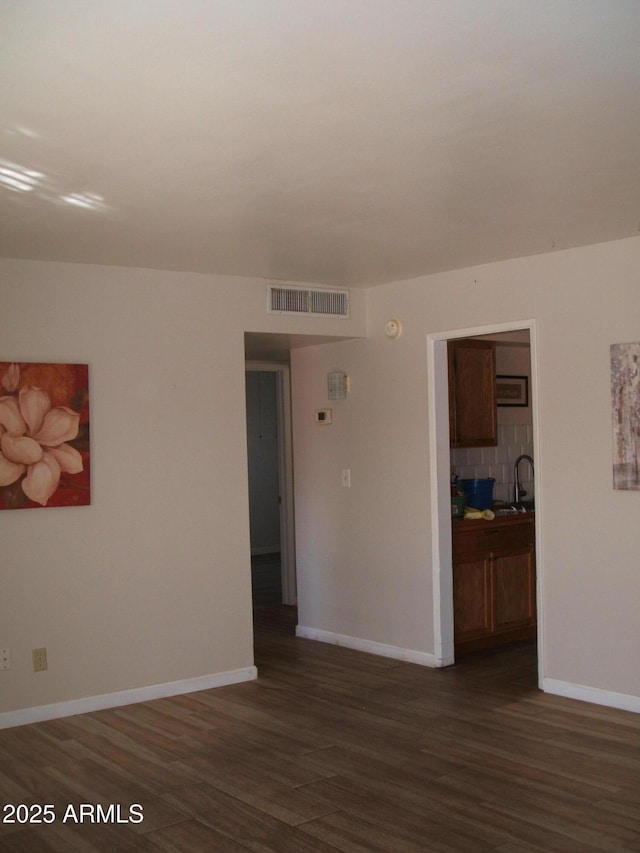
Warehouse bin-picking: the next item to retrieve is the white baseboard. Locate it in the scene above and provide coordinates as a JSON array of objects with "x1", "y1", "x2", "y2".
[
  {"x1": 543, "y1": 677, "x2": 640, "y2": 714},
  {"x1": 296, "y1": 625, "x2": 437, "y2": 667},
  {"x1": 0, "y1": 665, "x2": 258, "y2": 731}
]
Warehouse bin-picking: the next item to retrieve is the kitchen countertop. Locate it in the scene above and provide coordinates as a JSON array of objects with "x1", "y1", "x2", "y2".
[{"x1": 453, "y1": 511, "x2": 535, "y2": 530}]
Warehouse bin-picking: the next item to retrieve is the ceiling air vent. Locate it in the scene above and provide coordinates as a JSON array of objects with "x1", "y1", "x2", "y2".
[{"x1": 267, "y1": 284, "x2": 350, "y2": 318}]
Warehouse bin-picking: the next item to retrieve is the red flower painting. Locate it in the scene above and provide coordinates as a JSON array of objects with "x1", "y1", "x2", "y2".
[{"x1": 0, "y1": 362, "x2": 89, "y2": 510}]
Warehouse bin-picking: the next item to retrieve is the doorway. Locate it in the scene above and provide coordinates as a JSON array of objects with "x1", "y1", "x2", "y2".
[
  {"x1": 245, "y1": 363, "x2": 296, "y2": 608},
  {"x1": 427, "y1": 321, "x2": 542, "y2": 685}
]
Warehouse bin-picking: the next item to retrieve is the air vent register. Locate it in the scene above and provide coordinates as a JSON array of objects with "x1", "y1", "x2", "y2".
[{"x1": 267, "y1": 284, "x2": 349, "y2": 318}]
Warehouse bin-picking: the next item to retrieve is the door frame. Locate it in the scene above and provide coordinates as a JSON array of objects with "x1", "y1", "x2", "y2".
[
  {"x1": 245, "y1": 362, "x2": 297, "y2": 605},
  {"x1": 426, "y1": 320, "x2": 543, "y2": 685}
]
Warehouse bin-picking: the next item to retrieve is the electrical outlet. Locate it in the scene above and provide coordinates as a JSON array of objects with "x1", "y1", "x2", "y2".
[
  {"x1": 32, "y1": 647, "x2": 48, "y2": 672},
  {"x1": 0, "y1": 648, "x2": 10, "y2": 670}
]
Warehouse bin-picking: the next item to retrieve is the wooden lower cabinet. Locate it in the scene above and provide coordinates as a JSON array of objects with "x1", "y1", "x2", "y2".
[
  {"x1": 453, "y1": 557, "x2": 492, "y2": 640},
  {"x1": 453, "y1": 517, "x2": 536, "y2": 654}
]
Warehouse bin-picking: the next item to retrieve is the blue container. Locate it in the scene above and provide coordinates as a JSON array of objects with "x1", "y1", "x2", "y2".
[{"x1": 460, "y1": 478, "x2": 495, "y2": 510}]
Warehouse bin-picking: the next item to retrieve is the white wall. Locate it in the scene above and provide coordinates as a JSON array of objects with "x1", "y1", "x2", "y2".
[
  {"x1": 0, "y1": 259, "x2": 366, "y2": 722},
  {"x1": 496, "y1": 341, "x2": 532, "y2": 426},
  {"x1": 292, "y1": 236, "x2": 640, "y2": 708}
]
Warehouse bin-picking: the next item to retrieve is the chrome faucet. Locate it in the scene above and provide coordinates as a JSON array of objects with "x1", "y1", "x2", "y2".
[{"x1": 514, "y1": 454, "x2": 534, "y2": 504}]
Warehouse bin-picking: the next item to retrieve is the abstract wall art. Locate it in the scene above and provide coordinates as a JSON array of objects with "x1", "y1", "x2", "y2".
[
  {"x1": 0, "y1": 362, "x2": 90, "y2": 510},
  {"x1": 611, "y1": 342, "x2": 640, "y2": 490}
]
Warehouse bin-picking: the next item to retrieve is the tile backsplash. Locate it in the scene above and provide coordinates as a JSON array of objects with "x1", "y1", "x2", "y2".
[{"x1": 451, "y1": 424, "x2": 534, "y2": 503}]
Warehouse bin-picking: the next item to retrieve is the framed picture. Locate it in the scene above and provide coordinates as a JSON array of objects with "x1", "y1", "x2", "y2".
[
  {"x1": 611, "y1": 342, "x2": 640, "y2": 490},
  {"x1": 0, "y1": 361, "x2": 90, "y2": 510},
  {"x1": 496, "y1": 375, "x2": 528, "y2": 407}
]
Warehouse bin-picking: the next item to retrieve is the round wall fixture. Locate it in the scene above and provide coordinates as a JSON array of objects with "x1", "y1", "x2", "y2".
[{"x1": 384, "y1": 318, "x2": 402, "y2": 339}]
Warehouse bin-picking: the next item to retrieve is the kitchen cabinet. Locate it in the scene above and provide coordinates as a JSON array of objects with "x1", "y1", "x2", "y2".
[
  {"x1": 448, "y1": 339, "x2": 497, "y2": 447},
  {"x1": 452, "y1": 515, "x2": 536, "y2": 654}
]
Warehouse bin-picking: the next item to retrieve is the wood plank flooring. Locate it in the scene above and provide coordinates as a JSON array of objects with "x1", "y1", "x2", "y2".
[{"x1": 1, "y1": 606, "x2": 639, "y2": 851}]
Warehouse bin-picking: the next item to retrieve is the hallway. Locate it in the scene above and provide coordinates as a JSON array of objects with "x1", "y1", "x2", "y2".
[{"x1": 251, "y1": 553, "x2": 282, "y2": 608}]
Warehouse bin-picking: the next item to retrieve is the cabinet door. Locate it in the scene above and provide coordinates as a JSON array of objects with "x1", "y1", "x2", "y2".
[
  {"x1": 453, "y1": 557, "x2": 493, "y2": 642},
  {"x1": 448, "y1": 339, "x2": 497, "y2": 447},
  {"x1": 493, "y1": 547, "x2": 536, "y2": 632}
]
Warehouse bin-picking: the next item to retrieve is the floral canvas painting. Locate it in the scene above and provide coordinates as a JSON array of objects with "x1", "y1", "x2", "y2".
[
  {"x1": 611, "y1": 343, "x2": 640, "y2": 490},
  {"x1": 0, "y1": 362, "x2": 89, "y2": 510}
]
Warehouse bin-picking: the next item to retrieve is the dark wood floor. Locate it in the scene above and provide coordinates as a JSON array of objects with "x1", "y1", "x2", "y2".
[{"x1": 1, "y1": 607, "x2": 639, "y2": 852}]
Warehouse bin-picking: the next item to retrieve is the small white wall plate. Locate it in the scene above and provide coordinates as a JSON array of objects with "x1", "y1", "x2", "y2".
[{"x1": 385, "y1": 318, "x2": 402, "y2": 338}]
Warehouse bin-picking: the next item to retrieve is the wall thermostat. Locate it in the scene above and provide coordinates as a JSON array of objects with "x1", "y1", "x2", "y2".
[
  {"x1": 328, "y1": 371, "x2": 349, "y2": 400},
  {"x1": 316, "y1": 408, "x2": 333, "y2": 424},
  {"x1": 384, "y1": 318, "x2": 402, "y2": 338}
]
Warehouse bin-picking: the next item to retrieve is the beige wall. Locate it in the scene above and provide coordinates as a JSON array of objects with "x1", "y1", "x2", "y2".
[
  {"x1": 0, "y1": 259, "x2": 366, "y2": 720},
  {"x1": 3, "y1": 237, "x2": 639, "y2": 719},
  {"x1": 292, "y1": 236, "x2": 640, "y2": 707}
]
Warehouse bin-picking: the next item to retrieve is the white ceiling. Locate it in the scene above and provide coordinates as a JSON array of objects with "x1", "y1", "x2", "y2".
[{"x1": 2, "y1": 0, "x2": 639, "y2": 288}]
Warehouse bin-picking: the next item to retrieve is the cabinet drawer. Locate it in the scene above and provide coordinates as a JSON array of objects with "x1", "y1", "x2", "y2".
[
  {"x1": 453, "y1": 520, "x2": 534, "y2": 561},
  {"x1": 480, "y1": 523, "x2": 534, "y2": 554}
]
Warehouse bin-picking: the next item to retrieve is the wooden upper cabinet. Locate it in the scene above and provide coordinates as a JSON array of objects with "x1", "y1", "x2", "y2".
[{"x1": 448, "y1": 339, "x2": 497, "y2": 447}]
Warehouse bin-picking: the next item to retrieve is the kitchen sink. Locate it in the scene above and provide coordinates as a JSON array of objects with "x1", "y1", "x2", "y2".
[{"x1": 494, "y1": 500, "x2": 535, "y2": 516}]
